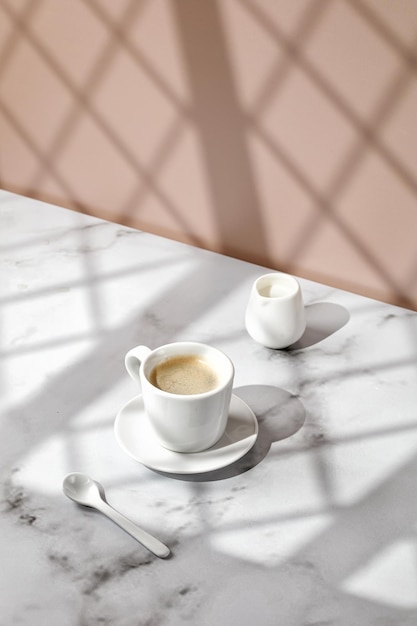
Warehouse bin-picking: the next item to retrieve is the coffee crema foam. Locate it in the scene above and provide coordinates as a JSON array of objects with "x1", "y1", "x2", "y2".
[{"x1": 150, "y1": 355, "x2": 219, "y2": 395}]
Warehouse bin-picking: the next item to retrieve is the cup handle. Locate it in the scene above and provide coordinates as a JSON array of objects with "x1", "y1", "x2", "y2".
[{"x1": 125, "y1": 346, "x2": 152, "y2": 385}]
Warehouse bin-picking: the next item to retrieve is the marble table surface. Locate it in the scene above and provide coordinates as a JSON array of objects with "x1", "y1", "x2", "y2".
[{"x1": 1, "y1": 190, "x2": 417, "y2": 626}]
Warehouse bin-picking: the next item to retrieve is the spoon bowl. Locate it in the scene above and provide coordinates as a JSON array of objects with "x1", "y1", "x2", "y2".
[
  {"x1": 63, "y1": 473, "x2": 105, "y2": 507},
  {"x1": 63, "y1": 472, "x2": 170, "y2": 559}
]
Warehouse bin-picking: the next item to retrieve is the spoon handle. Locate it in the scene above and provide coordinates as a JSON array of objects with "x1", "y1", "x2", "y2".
[{"x1": 96, "y1": 500, "x2": 170, "y2": 559}]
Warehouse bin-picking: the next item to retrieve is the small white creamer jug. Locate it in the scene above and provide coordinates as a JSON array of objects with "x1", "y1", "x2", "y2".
[{"x1": 245, "y1": 272, "x2": 306, "y2": 349}]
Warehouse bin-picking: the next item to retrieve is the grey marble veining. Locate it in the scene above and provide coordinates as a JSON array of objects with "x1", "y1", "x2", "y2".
[{"x1": 1, "y1": 190, "x2": 417, "y2": 625}]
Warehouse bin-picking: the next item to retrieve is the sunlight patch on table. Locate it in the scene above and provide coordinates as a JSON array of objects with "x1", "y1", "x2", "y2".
[
  {"x1": 341, "y1": 538, "x2": 417, "y2": 609},
  {"x1": 210, "y1": 512, "x2": 332, "y2": 566}
]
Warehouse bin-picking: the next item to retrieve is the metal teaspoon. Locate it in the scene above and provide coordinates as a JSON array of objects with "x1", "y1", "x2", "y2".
[{"x1": 63, "y1": 472, "x2": 170, "y2": 559}]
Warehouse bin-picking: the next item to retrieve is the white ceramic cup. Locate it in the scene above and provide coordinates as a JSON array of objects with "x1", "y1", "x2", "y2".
[
  {"x1": 125, "y1": 342, "x2": 234, "y2": 453},
  {"x1": 245, "y1": 272, "x2": 306, "y2": 349}
]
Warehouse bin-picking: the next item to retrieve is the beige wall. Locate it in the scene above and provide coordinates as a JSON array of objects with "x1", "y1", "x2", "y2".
[{"x1": 1, "y1": 0, "x2": 417, "y2": 309}]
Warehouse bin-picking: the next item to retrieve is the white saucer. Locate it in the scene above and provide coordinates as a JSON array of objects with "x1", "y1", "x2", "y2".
[{"x1": 114, "y1": 394, "x2": 258, "y2": 475}]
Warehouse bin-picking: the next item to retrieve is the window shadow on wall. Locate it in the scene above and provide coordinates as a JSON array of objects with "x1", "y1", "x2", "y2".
[{"x1": 0, "y1": 0, "x2": 417, "y2": 310}]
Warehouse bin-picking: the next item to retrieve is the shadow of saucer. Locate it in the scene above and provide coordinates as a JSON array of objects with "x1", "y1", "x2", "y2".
[
  {"x1": 155, "y1": 385, "x2": 306, "y2": 482},
  {"x1": 289, "y1": 302, "x2": 350, "y2": 350}
]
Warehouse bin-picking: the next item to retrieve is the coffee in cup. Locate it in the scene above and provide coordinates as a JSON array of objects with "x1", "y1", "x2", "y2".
[{"x1": 149, "y1": 354, "x2": 219, "y2": 395}]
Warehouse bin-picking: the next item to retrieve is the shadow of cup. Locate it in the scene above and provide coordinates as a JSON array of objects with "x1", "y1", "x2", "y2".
[
  {"x1": 233, "y1": 384, "x2": 306, "y2": 467},
  {"x1": 159, "y1": 384, "x2": 306, "y2": 482}
]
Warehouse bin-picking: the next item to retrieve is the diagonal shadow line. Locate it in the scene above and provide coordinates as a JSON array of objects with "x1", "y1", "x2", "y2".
[
  {"x1": 347, "y1": 0, "x2": 417, "y2": 66},
  {"x1": 240, "y1": 0, "x2": 417, "y2": 199},
  {"x1": 280, "y1": 40, "x2": 417, "y2": 306},
  {"x1": 0, "y1": 1, "x2": 203, "y2": 245},
  {"x1": 115, "y1": 112, "x2": 206, "y2": 250},
  {"x1": 73, "y1": 0, "x2": 204, "y2": 242},
  {"x1": 0, "y1": 0, "x2": 41, "y2": 78},
  {"x1": 0, "y1": 97, "x2": 89, "y2": 212},
  {"x1": 82, "y1": 0, "x2": 191, "y2": 116},
  {"x1": 24, "y1": 0, "x2": 146, "y2": 189},
  {"x1": 243, "y1": 0, "x2": 330, "y2": 115},
  {"x1": 236, "y1": 0, "x2": 417, "y2": 308},
  {"x1": 345, "y1": 3, "x2": 417, "y2": 296},
  {"x1": 249, "y1": 119, "x2": 415, "y2": 308}
]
